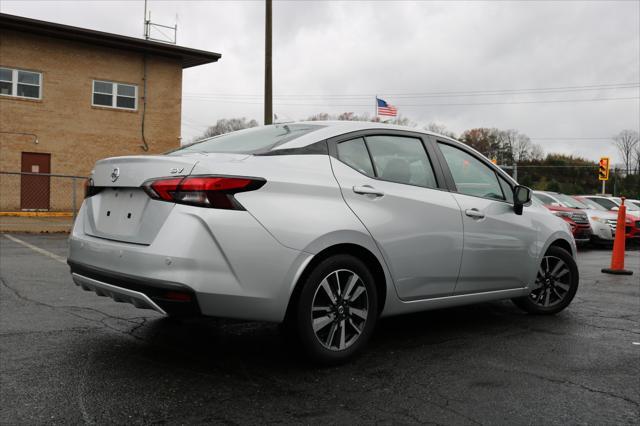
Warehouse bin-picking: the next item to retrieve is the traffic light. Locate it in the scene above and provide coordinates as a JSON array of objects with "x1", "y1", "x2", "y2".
[{"x1": 598, "y1": 157, "x2": 610, "y2": 181}]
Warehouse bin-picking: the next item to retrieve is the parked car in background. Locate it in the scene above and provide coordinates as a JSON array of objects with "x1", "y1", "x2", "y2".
[
  {"x1": 626, "y1": 199, "x2": 640, "y2": 209},
  {"x1": 67, "y1": 122, "x2": 580, "y2": 363},
  {"x1": 575, "y1": 196, "x2": 638, "y2": 240},
  {"x1": 532, "y1": 192, "x2": 592, "y2": 244},
  {"x1": 583, "y1": 195, "x2": 640, "y2": 219},
  {"x1": 534, "y1": 191, "x2": 614, "y2": 245},
  {"x1": 582, "y1": 195, "x2": 640, "y2": 239}
]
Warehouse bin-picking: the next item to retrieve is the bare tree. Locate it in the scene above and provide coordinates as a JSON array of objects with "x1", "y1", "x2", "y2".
[
  {"x1": 425, "y1": 122, "x2": 456, "y2": 139},
  {"x1": 613, "y1": 130, "x2": 639, "y2": 175},
  {"x1": 304, "y1": 112, "x2": 413, "y2": 126},
  {"x1": 498, "y1": 129, "x2": 532, "y2": 163},
  {"x1": 530, "y1": 143, "x2": 545, "y2": 161},
  {"x1": 199, "y1": 117, "x2": 258, "y2": 139}
]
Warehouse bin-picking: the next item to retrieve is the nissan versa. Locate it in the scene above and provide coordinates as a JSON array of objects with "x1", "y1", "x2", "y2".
[{"x1": 68, "y1": 122, "x2": 579, "y2": 363}]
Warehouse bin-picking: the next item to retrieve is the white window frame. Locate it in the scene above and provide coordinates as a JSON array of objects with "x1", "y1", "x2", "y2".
[
  {"x1": 91, "y1": 80, "x2": 138, "y2": 111},
  {"x1": 0, "y1": 67, "x2": 42, "y2": 100}
]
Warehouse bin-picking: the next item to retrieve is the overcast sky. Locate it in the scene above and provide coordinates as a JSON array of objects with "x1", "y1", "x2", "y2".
[{"x1": 2, "y1": 0, "x2": 639, "y2": 163}]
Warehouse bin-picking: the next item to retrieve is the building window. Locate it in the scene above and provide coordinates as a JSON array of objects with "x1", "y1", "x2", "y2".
[
  {"x1": 92, "y1": 80, "x2": 137, "y2": 110},
  {"x1": 0, "y1": 67, "x2": 42, "y2": 99}
]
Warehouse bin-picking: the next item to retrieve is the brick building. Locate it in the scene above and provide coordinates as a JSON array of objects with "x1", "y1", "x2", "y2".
[{"x1": 0, "y1": 13, "x2": 220, "y2": 211}]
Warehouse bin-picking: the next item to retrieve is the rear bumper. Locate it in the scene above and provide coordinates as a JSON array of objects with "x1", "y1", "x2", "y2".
[
  {"x1": 69, "y1": 261, "x2": 200, "y2": 316},
  {"x1": 68, "y1": 202, "x2": 311, "y2": 322}
]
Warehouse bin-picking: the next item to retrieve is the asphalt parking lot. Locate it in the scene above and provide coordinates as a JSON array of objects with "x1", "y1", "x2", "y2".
[{"x1": 1, "y1": 233, "x2": 638, "y2": 425}]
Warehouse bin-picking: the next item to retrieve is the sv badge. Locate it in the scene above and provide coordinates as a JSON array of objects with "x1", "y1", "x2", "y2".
[{"x1": 170, "y1": 167, "x2": 185, "y2": 174}]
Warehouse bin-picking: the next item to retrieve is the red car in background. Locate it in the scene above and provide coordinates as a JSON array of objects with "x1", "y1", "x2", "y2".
[{"x1": 531, "y1": 195, "x2": 592, "y2": 244}]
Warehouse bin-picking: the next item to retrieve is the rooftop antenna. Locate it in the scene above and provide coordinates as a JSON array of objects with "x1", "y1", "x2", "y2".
[{"x1": 143, "y1": 0, "x2": 177, "y2": 44}]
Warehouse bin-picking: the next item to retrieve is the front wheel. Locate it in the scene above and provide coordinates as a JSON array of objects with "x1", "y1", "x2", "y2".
[
  {"x1": 512, "y1": 246, "x2": 579, "y2": 315},
  {"x1": 293, "y1": 254, "x2": 378, "y2": 365}
]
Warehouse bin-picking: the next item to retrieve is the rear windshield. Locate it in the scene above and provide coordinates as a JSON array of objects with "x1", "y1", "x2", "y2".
[{"x1": 170, "y1": 124, "x2": 325, "y2": 155}]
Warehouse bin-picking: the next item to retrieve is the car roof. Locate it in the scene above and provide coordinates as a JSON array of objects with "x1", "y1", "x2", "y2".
[{"x1": 273, "y1": 121, "x2": 450, "y2": 150}]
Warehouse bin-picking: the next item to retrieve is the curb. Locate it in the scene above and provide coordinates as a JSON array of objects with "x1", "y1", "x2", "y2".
[{"x1": 0, "y1": 212, "x2": 74, "y2": 217}]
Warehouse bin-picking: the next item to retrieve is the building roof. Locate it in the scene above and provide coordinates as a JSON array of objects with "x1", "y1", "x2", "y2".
[{"x1": 0, "y1": 13, "x2": 221, "y2": 68}]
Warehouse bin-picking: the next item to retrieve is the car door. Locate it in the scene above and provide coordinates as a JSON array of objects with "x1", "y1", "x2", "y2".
[
  {"x1": 434, "y1": 140, "x2": 538, "y2": 294},
  {"x1": 329, "y1": 132, "x2": 464, "y2": 300}
]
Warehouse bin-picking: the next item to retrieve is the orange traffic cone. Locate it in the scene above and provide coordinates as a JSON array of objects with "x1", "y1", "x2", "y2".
[{"x1": 602, "y1": 197, "x2": 633, "y2": 275}]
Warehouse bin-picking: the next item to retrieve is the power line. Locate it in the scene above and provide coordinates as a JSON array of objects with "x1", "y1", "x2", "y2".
[
  {"x1": 530, "y1": 137, "x2": 615, "y2": 140},
  {"x1": 183, "y1": 82, "x2": 639, "y2": 99},
  {"x1": 182, "y1": 96, "x2": 640, "y2": 107},
  {"x1": 512, "y1": 165, "x2": 599, "y2": 168}
]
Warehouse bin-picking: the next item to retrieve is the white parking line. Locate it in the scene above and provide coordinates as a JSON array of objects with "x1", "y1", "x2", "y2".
[{"x1": 2, "y1": 234, "x2": 67, "y2": 264}]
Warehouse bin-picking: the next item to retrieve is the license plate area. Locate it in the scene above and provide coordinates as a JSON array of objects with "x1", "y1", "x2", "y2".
[{"x1": 92, "y1": 188, "x2": 150, "y2": 237}]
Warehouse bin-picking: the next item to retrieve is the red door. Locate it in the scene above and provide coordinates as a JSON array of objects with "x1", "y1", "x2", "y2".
[{"x1": 21, "y1": 152, "x2": 51, "y2": 210}]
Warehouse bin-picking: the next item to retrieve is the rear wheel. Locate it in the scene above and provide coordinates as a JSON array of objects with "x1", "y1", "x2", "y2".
[
  {"x1": 293, "y1": 254, "x2": 378, "y2": 364},
  {"x1": 512, "y1": 246, "x2": 579, "y2": 314}
]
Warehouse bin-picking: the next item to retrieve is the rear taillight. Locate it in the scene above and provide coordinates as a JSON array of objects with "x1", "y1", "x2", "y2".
[
  {"x1": 142, "y1": 176, "x2": 265, "y2": 210},
  {"x1": 84, "y1": 178, "x2": 103, "y2": 199}
]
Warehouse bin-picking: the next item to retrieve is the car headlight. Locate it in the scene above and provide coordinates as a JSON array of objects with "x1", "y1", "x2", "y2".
[
  {"x1": 553, "y1": 211, "x2": 571, "y2": 219},
  {"x1": 590, "y1": 216, "x2": 607, "y2": 224}
]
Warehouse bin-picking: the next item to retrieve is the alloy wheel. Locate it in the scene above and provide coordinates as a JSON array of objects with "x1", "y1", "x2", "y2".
[
  {"x1": 310, "y1": 269, "x2": 369, "y2": 351},
  {"x1": 530, "y1": 255, "x2": 572, "y2": 308}
]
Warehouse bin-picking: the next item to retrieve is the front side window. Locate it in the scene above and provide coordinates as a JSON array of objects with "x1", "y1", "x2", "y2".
[
  {"x1": 0, "y1": 67, "x2": 42, "y2": 99},
  {"x1": 92, "y1": 80, "x2": 137, "y2": 110},
  {"x1": 439, "y1": 143, "x2": 505, "y2": 201},
  {"x1": 497, "y1": 175, "x2": 514, "y2": 204}
]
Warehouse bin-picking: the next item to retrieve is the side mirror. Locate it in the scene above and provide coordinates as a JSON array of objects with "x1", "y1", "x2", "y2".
[{"x1": 513, "y1": 185, "x2": 532, "y2": 215}]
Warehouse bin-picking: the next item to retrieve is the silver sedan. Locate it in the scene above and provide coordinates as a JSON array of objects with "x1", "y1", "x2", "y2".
[{"x1": 69, "y1": 121, "x2": 578, "y2": 363}]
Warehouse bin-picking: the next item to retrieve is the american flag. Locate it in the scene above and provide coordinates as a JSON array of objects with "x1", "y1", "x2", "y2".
[{"x1": 376, "y1": 97, "x2": 397, "y2": 117}]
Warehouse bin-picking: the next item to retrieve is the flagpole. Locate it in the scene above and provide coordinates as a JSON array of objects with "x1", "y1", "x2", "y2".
[{"x1": 374, "y1": 94, "x2": 377, "y2": 120}]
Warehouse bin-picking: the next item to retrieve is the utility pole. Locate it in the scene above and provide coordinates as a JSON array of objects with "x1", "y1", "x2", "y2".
[
  {"x1": 264, "y1": 0, "x2": 273, "y2": 125},
  {"x1": 143, "y1": 0, "x2": 148, "y2": 38}
]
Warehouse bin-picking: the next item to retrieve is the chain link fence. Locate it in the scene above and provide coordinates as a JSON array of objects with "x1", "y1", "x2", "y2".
[{"x1": 0, "y1": 171, "x2": 87, "y2": 232}]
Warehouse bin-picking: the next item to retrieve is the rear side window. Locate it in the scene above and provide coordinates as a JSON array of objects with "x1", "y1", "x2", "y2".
[
  {"x1": 337, "y1": 134, "x2": 438, "y2": 188},
  {"x1": 337, "y1": 138, "x2": 375, "y2": 177},
  {"x1": 366, "y1": 136, "x2": 437, "y2": 188},
  {"x1": 171, "y1": 124, "x2": 325, "y2": 154},
  {"x1": 438, "y1": 143, "x2": 505, "y2": 201}
]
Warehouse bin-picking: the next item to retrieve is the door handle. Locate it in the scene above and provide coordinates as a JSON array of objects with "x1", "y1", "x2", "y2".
[
  {"x1": 465, "y1": 208, "x2": 485, "y2": 219},
  {"x1": 353, "y1": 185, "x2": 384, "y2": 197}
]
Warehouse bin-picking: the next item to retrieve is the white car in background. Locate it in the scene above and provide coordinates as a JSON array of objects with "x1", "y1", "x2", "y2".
[
  {"x1": 533, "y1": 191, "x2": 616, "y2": 245},
  {"x1": 583, "y1": 195, "x2": 640, "y2": 219}
]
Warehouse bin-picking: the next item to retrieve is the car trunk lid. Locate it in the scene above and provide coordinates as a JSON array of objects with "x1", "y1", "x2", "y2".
[{"x1": 83, "y1": 153, "x2": 248, "y2": 245}]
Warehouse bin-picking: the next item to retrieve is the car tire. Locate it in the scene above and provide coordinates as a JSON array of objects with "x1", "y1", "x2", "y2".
[
  {"x1": 512, "y1": 246, "x2": 579, "y2": 315},
  {"x1": 293, "y1": 254, "x2": 378, "y2": 365}
]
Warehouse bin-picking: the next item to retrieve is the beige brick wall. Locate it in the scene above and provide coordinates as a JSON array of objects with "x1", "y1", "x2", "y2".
[{"x1": 0, "y1": 29, "x2": 183, "y2": 211}]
